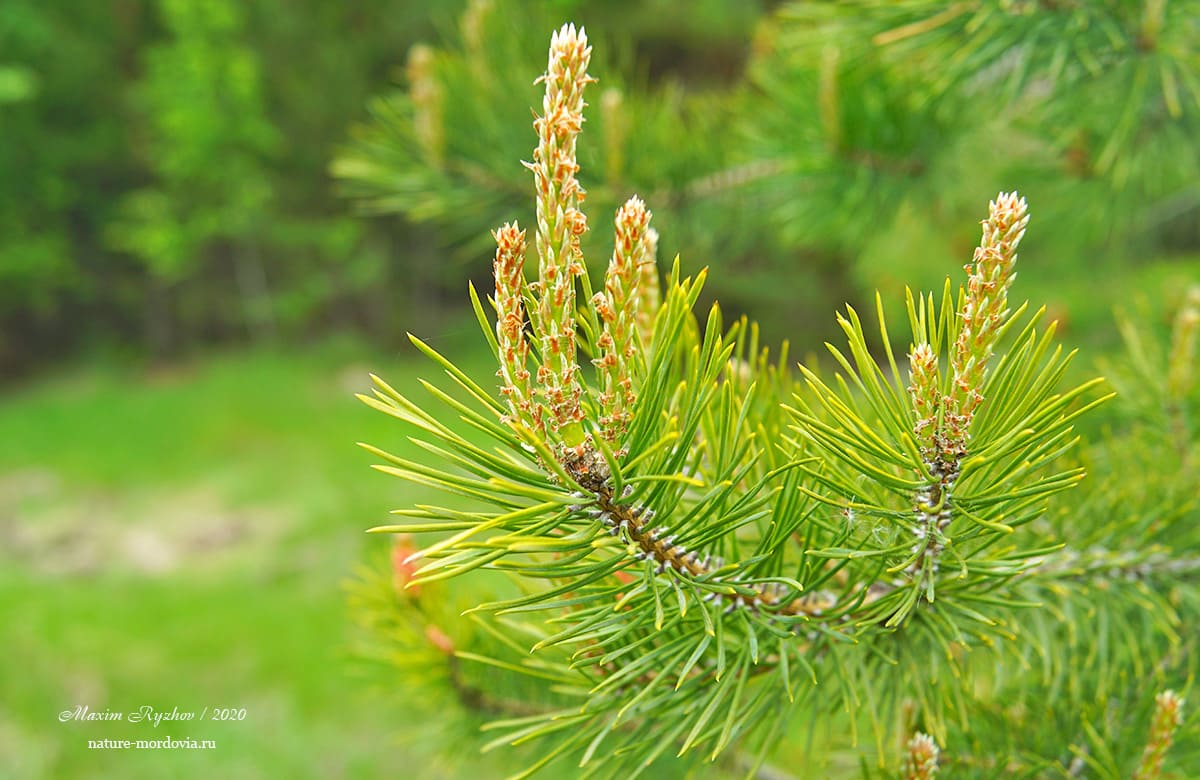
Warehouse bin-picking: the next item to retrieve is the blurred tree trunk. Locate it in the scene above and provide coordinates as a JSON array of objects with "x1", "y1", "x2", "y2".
[
  {"x1": 234, "y1": 243, "x2": 277, "y2": 342},
  {"x1": 143, "y1": 276, "x2": 173, "y2": 357}
]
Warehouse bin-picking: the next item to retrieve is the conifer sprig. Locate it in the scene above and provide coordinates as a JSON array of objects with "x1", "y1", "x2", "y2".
[
  {"x1": 789, "y1": 192, "x2": 1107, "y2": 624},
  {"x1": 354, "y1": 23, "x2": 1154, "y2": 779}
]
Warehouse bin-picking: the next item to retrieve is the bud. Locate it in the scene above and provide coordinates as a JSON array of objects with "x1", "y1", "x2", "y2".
[
  {"x1": 492, "y1": 222, "x2": 541, "y2": 432},
  {"x1": 525, "y1": 24, "x2": 595, "y2": 442},
  {"x1": 424, "y1": 625, "x2": 456, "y2": 656},
  {"x1": 946, "y1": 192, "x2": 1029, "y2": 456},
  {"x1": 902, "y1": 732, "x2": 939, "y2": 780},
  {"x1": 1167, "y1": 287, "x2": 1200, "y2": 400},
  {"x1": 1135, "y1": 689, "x2": 1185, "y2": 780},
  {"x1": 406, "y1": 44, "x2": 444, "y2": 165},
  {"x1": 635, "y1": 228, "x2": 661, "y2": 348},
  {"x1": 601, "y1": 87, "x2": 625, "y2": 187},
  {"x1": 460, "y1": 0, "x2": 492, "y2": 56},
  {"x1": 594, "y1": 196, "x2": 652, "y2": 443},
  {"x1": 907, "y1": 342, "x2": 940, "y2": 462},
  {"x1": 391, "y1": 535, "x2": 421, "y2": 597}
]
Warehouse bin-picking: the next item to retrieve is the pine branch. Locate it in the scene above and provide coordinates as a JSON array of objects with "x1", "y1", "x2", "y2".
[{"x1": 354, "y1": 21, "x2": 1195, "y2": 779}]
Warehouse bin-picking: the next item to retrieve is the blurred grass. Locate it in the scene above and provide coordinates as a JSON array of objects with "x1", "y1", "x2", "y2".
[
  {"x1": 0, "y1": 335, "x2": 497, "y2": 779},
  {"x1": 0, "y1": 253, "x2": 1193, "y2": 777}
]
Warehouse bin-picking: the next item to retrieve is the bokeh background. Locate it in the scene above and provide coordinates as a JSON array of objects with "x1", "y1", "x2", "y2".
[{"x1": 2, "y1": 0, "x2": 1197, "y2": 777}]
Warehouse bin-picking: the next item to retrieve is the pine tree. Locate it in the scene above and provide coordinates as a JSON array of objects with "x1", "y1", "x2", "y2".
[{"x1": 350, "y1": 23, "x2": 1197, "y2": 780}]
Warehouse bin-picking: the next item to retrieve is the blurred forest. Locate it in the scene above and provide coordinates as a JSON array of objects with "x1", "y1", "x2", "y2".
[
  {"x1": 2, "y1": 0, "x2": 427, "y2": 371},
  {"x1": 5, "y1": 0, "x2": 1196, "y2": 377},
  {"x1": 0, "y1": 0, "x2": 769, "y2": 375}
]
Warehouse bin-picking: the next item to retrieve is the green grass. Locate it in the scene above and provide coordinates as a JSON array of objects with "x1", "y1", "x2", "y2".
[{"x1": 0, "y1": 336, "x2": 496, "y2": 779}]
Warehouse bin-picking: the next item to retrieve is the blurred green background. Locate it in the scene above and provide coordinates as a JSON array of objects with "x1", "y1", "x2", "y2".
[{"x1": 1, "y1": 0, "x2": 1196, "y2": 777}]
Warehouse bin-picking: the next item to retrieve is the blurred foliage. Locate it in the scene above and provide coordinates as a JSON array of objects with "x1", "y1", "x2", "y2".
[
  {"x1": 753, "y1": 1, "x2": 1200, "y2": 293},
  {"x1": 337, "y1": 0, "x2": 1199, "y2": 344},
  {"x1": 0, "y1": 0, "x2": 774, "y2": 376},
  {"x1": 335, "y1": 0, "x2": 852, "y2": 343},
  {"x1": 332, "y1": 0, "x2": 796, "y2": 331},
  {"x1": 0, "y1": 0, "x2": 436, "y2": 371},
  {"x1": 106, "y1": 0, "x2": 281, "y2": 343},
  {"x1": 1, "y1": 1, "x2": 135, "y2": 343},
  {"x1": 2, "y1": 0, "x2": 1197, "y2": 371}
]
